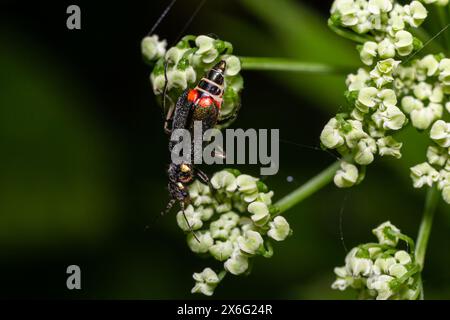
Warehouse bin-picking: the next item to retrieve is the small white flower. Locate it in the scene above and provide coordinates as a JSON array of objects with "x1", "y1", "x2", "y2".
[
  {"x1": 372, "y1": 105, "x2": 406, "y2": 131},
  {"x1": 334, "y1": 161, "x2": 359, "y2": 188},
  {"x1": 141, "y1": 35, "x2": 167, "y2": 61},
  {"x1": 377, "y1": 39, "x2": 396, "y2": 59},
  {"x1": 195, "y1": 35, "x2": 219, "y2": 63},
  {"x1": 410, "y1": 162, "x2": 440, "y2": 188},
  {"x1": 377, "y1": 136, "x2": 402, "y2": 159},
  {"x1": 360, "y1": 41, "x2": 378, "y2": 65},
  {"x1": 413, "y1": 82, "x2": 432, "y2": 100},
  {"x1": 247, "y1": 201, "x2": 270, "y2": 226},
  {"x1": 209, "y1": 240, "x2": 234, "y2": 261},
  {"x1": 418, "y1": 54, "x2": 439, "y2": 77},
  {"x1": 357, "y1": 87, "x2": 379, "y2": 112},
  {"x1": 394, "y1": 250, "x2": 412, "y2": 265},
  {"x1": 211, "y1": 170, "x2": 237, "y2": 192},
  {"x1": 187, "y1": 231, "x2": 214, "y2": 254},
  {"x1": 267, "y1": 216, "x2": 291, "y2": 241},
  {"x1": 374, "y1": 257, "x2": 397, "y2": 274},
  {"x1": 191, "y1": 268, "x2": 221, "y2": 296},
  {"x1": 410, "y1": 103, "x2": 442, "y2": 130},
  {"x1": 404, "y1": 1, "x2": 428, "y2": 28},
  {"x1": 389, "y1": 263, "x2": 408, "y2": 278},
  {"x1": 430, "y1": 120, "x2": 450, "y2": 148},
  {"x1": 367, "y1": 275, "x2": 395, "y2": 300},
  {"x1": 401, "y1": 96, "x2": 423, "y2": 114},
  {"x1": 223, "y1": 55, "x2": 241, "y2": 76},
  {"x1": 347, "y1": 256, "x2": 373, "y2": 277},
  {"x1": 343, "y1": 120, "x2": 369, "y2": 148},
  {"x1": 427, "y1": 146, "x2": 448, "y2": 167},
  {"x1": 224, "y1": 250, "x2": 249, "y2": 275},
  {"x1": 355, "y1": 137, "x2": 377, "y2": 165},
  {"x1": 346, "y1": 69, "x2": 370, "y2": 91},
  {"x1": 368, "y1": 0, "x2": 393, "y2": 15},
  {"x1": 372, "y1": 221, "x2": 401, "y2": 246},
  {"x1": 320, "y1": 118, "x2": 345, "y2": 149},
  {"x1": 237, "y1": 230, "x2": 264, "y2": 255},
  {"x1": 150, "y1": 73, "x2": 166, "y2": 94},
  {"x1": 394, "y1": 30, "x2": 414, "y2": 56},
  {"x1": 236, "y1": 174, "x2": 259, "y2": 202},
  {"x1": 177, "y1": 205, "x2": 203, "y2": 232}
]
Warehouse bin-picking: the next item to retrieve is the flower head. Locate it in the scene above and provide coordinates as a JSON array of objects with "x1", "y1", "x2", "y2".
[
  {"x1": 179, "y1": 170, "x2": 291, "y2": 295},
  {"x1": 332, "y1": 222, "x2": 421, "y2": 300}
]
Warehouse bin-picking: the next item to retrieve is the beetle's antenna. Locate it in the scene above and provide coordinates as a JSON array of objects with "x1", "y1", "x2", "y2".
[
  {"x1": 147, "y1": 0, "x2": 178, "y2": 36},
  {"x1": 279, "y1": 138, "x2": 342, "y2": 162},
  {"x1": 161, "y1": 0, "x2": 209, "y2": 124},
  {"x1": 403, "y1": 23, "x2": 450, "y2": 65},
  {"x1": 174, "y1": 0, "x2": 208, "y2": 44}
]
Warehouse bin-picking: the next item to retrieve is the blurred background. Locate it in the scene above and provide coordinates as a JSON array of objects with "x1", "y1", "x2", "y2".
[{"x1": 0, "y1": 0, "x2": 449, "y2": 299}]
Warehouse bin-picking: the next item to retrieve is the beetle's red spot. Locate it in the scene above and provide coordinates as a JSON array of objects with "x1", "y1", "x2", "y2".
[
  {"x1": 187, "y1": 89, "x2": 199, "y2": 102},
  {"x1": 198, "y1": 96, "x2": 213, "y2": 108}
]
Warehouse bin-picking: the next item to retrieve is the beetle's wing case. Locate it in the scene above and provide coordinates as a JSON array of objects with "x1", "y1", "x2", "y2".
[{"x1": 168, "y1": 89, "x2": 195, "y2": 153}]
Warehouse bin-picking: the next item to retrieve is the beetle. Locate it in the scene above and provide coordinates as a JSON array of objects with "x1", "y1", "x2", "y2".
[{"x1": 163, "y1": 61, "x2": 229, "y2": 239}]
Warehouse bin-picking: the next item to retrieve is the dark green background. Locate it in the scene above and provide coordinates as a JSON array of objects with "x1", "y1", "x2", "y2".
[{"x1": 0, "y1": 0, "x2": 449, "y2": 299}]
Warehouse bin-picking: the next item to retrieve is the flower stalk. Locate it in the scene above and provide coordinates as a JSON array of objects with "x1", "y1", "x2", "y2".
[
  {"x1": 415, "y1": 185, "x2": 440, "y2": 269},
  {"x1": 239, "y1": 57, "x2": 356, "y2": 74}
]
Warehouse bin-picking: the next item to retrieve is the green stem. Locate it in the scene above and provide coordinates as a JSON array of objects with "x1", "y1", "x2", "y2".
[
  {"x1": 274, "y1": 161, "x2": 341, "y2": 214},
  {"x1": 415, "y1": 185, "x2": 440, "y2": 300},
  {"x1": 239, "y1": 57, "x2": 355, "y2": 74},
  {"x1": 415, "y1": 186, "x2": 440, "y2": 269},
  {"x1": 438, "y1": 6, "x2": 450, "y2": 54},
  {"x1": 327, "y1": 19, "x2": 373, "y2": 44}
]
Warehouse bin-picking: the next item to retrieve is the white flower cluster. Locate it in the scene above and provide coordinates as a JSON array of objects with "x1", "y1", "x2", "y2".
[
  {"x1": 324, "y1": 0, "x2": 450, "y2": 204},
  {"x1": 332, "y1": 222, "x2": 421, "y2": 300},
  {"x1": 331, "y1": 0, "x2": 438, "y2": 62},
  {"x1": 182, "y1": 170, "x2": 292, "y2": 296},
  {"x1": 321, "y1": 58, "x2": 406, "y2": 188},
  {"x1": 141, "y1": 34, "x2": 244, "y2": 128},
  {"x1": 395, "y1": 55, "x2": 450, "y2": 203}
]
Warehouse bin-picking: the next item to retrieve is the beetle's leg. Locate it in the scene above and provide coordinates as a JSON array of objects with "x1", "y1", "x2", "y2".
[
  {"x1": 164, "y1": 105, "x2": 175, "y2": 135},
  {"x1": 181, "y1": 201, "x2": 199, "y2": 242},
  {"x1": 196, "y1": 168, "x2": 218, "y2": 200}
]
